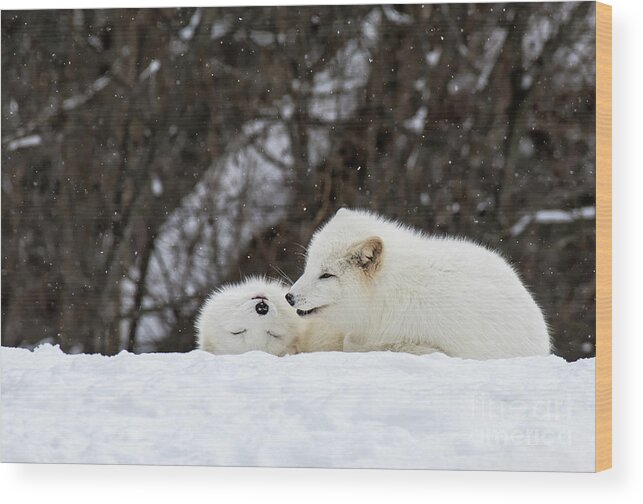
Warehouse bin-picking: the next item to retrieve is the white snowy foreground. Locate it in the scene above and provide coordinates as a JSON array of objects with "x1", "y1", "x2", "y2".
[{"x1": 1, "y1": 344, "x2": 595, "y2": 471}]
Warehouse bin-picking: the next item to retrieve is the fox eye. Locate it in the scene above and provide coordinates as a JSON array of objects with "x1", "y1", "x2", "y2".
[
  {"x1": 319, "y1": 273, "x2": 336, "y2": 279},
  {"x1": 230, "y1": 329, "x2": 247, "y2": 335}
]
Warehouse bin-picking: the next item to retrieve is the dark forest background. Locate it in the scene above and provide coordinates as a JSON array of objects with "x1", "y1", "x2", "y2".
[{"x1": 1, "y1": 3, "x2": 596, "y2": 360}]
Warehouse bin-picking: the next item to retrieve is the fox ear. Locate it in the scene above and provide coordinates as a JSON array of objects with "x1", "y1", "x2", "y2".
[{"x1": 348, "y1": 236, "x2": 383, "y2": 274}]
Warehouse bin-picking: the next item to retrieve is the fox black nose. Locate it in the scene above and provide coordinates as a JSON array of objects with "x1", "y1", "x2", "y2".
[
  {"x1": 285, "y1": 293, "x2": 295, "y2": 306},
  {"x1": 255, "y1": 301, "x2": 269, "y2": 315}
]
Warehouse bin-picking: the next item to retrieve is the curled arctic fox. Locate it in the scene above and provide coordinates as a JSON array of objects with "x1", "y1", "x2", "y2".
[
  {"x1": 286, "y1": 208, "x2": 551, "y2": 359},
  {"x1": 196, "y1": 277, "x2": 344, "y2": 356}
]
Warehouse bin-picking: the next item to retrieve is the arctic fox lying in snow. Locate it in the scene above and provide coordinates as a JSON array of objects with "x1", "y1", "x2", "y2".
[
  {"x1": 286, "y1": 208, "x2": 551, "y2": 359},
  {"x1": 196, "y1": 277, "x2": 343, "y2": 356}
]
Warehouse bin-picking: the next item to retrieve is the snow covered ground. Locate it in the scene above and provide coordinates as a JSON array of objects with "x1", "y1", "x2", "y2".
[{"x1": 1, "y1": 345, "x2": 595, "y2": 471}]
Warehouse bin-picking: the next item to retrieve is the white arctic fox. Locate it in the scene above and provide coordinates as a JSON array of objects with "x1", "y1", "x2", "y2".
[
  {"x1": 196, "y1": 277, "x2": 344, "y2": 356},
  {"x1": 286, "y1": 209, "x2": 551, "y2": 359}
]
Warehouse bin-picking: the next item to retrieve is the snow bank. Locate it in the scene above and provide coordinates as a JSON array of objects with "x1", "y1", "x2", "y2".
[{"x1": 1, "y1": 345, "x2": 595, "y2": 471}]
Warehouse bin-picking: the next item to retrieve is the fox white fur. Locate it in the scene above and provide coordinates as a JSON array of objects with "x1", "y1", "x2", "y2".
[
  {"x1": 196, "y1": 277, "x2": 343, "y2": 356},
  {"x1": 287, "y1": 208, "x2": 550, "y2": 359}
]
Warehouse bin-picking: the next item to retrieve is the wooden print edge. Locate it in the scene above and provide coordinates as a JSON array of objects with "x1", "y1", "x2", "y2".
[{"x1": 595, "y1": 1, "x2": 612, "y2": 472}]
